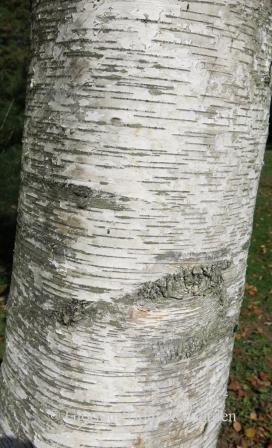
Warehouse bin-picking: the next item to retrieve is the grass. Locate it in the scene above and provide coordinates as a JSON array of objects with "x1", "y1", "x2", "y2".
[{"x1": 218, "y1": 149, "x2": 272, "y2": 448}]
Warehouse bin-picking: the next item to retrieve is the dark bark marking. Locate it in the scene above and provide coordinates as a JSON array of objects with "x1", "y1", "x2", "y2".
[
  {"x1": 0, "y1": 438, "x2": 34, "y2": 448},
  {"x1": 50, "y1": 260, "x2": 231, "y2": 327},
  {"x1": 22, "y1": 173, "x2": 130, "y2": 211}
]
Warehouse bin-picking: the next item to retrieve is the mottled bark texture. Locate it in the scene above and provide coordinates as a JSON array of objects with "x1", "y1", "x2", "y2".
[{"x1": 0, "y1": 0, "x2": 272, "y2": 447}]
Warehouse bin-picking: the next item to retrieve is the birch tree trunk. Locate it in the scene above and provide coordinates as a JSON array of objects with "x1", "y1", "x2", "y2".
[{"x1": 1, "y1": 1, "x2": 272, "y2": 447}]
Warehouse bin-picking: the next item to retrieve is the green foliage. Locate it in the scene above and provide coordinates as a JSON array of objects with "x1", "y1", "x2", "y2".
[
  {"x1": 0, "y1": 0, "x2": 30, "y2": 152},
  {"x1": 0, "y1": 0, "x2": 30, "y2": 265}
]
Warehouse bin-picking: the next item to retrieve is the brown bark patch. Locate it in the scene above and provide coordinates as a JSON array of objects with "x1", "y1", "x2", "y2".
[
  {"x1": 131, "y1": 436, "x2": 145, "y2": 448},
  {"x1": 128, "y1": 307, "x2": 166, "y2": 321}
]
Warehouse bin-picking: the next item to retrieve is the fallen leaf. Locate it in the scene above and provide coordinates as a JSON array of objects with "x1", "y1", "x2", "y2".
[
  {"x1": 245, "y1": 283, "x2": 257, "y2": 297},
  {"x1": 249, "y1": 411, "x2": 257, "y2": 420},
  {"x1": 234, "y1": 347, "x2": 242, "y2": 354},
  {"x1": 258, "y1": 414, "x2": 267, "y2": 423},
  {"x1": 233, "y1": 421, "x2": 242, "y2": 432},
  {"x1": 248, "y1": 373, "x2": 270, "y2": 390},
  {"x1": 257, "y1": 426, "x2": 266, "y2": 436},
  {"x1": 254, "y1": 307, "x2": 263, "y2": 317},
  {"x1": 229, "y1": 380, "x2": 241, "y2": 391},
  {"x1": 248, "y1": 374, "x2": 259, "y2": 388},
  {"x1": 259, "y1": 371, "x2": 269, "y2": 381},
  {"x1": 245, "y1": 427, "x2": 256, "y2": 439},
  {"x1": 238, "y1": 388, "x2": 249, "y2": 398}
]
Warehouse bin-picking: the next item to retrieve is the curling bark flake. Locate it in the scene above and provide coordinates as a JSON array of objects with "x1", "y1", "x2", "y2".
[{"x1": 0, "y1": 0, "x2": 272, "y2": 447}]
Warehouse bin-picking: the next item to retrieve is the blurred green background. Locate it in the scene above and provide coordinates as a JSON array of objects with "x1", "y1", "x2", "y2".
[
  {"x1": 0, "y1": 0, "x2": 30, "y2": 268},
  {"x1": 0, "y1": 2, "x2": 271, "y2": 447}
]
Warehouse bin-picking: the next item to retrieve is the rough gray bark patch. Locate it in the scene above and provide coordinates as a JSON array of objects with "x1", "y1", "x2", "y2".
[{"x1": 47, "y1": 260, "x2": 231, "y2": 327}]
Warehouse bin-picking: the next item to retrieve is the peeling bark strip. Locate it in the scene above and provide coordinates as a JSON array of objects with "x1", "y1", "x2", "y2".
[{"x1": 0, "y1": 1, "x2": 272, "y2": 447}]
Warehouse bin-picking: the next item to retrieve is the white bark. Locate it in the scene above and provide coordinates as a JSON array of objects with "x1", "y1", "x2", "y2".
[{"x1": 0, "y1": 0, "x2": 272, "y2": 447}]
